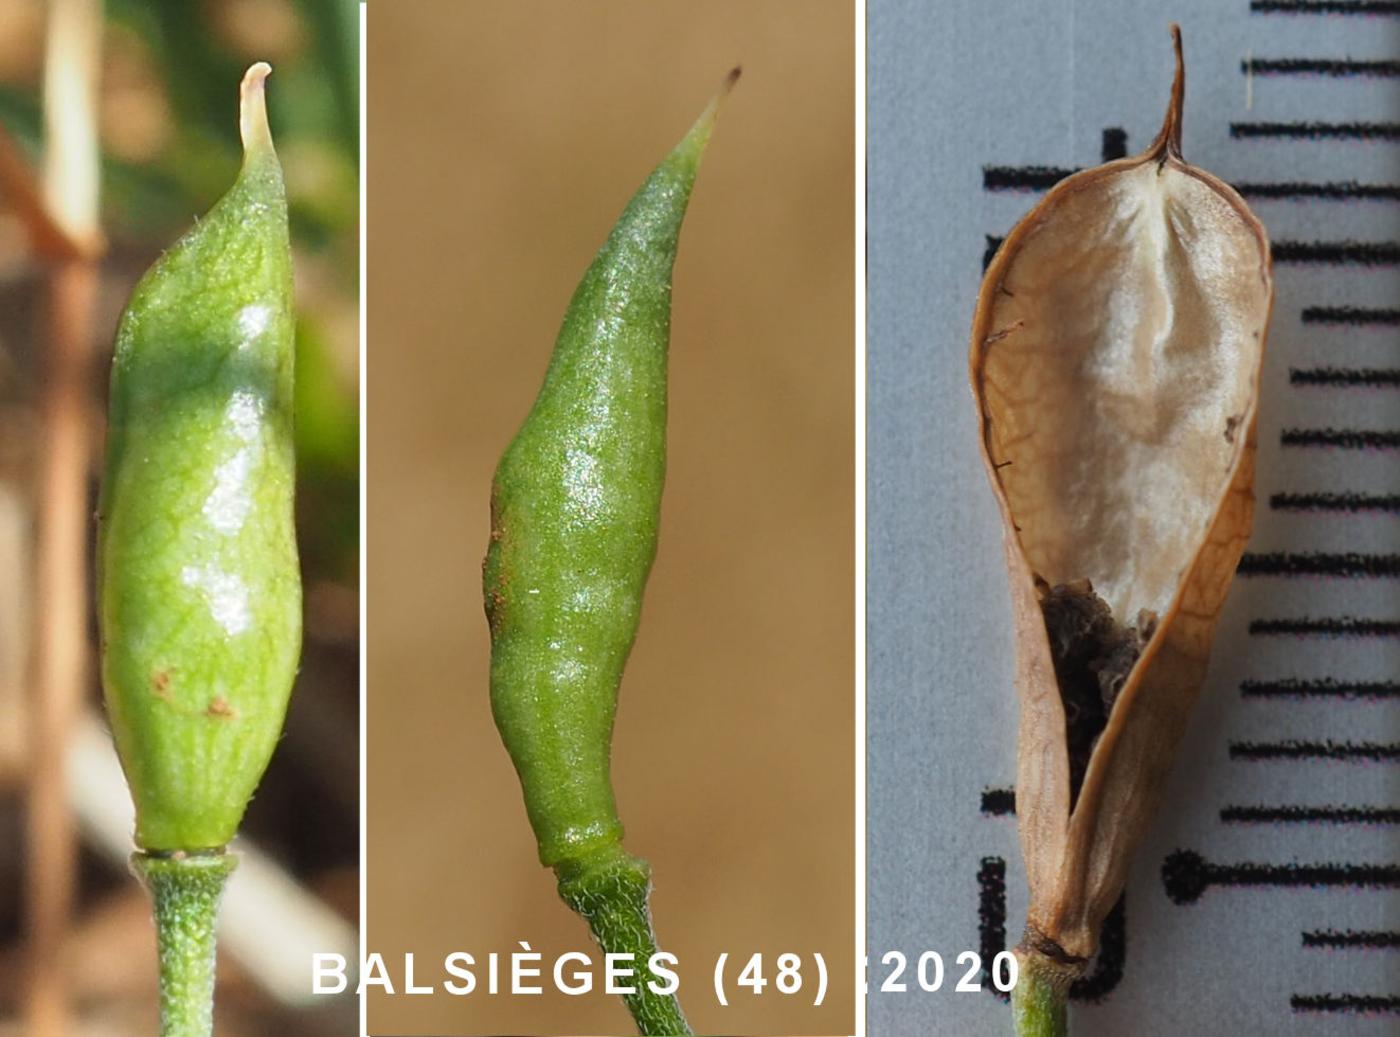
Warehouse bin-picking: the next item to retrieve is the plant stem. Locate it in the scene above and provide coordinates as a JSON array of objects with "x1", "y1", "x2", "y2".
[
  {"x1": 1012, "y1": 945, "x2": 1074, "y2": 1037},
  {"x1": 556, "y1": 845, "x2": 691, "y2": 1036},
  {"x1": 132, "y1": 851, "x2": 236, "y2": 1037}
]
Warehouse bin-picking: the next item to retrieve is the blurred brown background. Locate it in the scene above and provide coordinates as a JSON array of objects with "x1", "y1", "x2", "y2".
[
  {"x1": 0, "y1": 1, "x2": 358, "y2": 1035},
  {"x1": 367, "y1": 2, "x2": 853, "y2": 1034}
]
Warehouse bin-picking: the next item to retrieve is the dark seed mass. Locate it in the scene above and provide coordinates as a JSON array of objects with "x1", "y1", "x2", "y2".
[{"x1": 1039, "y1": 579, "x2": 1154, "y2": 804}]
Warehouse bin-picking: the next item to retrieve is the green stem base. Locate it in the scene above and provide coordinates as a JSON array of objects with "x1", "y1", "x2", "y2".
[
  {"x1": 132, "y1": 850, "x2": 237, "y2": 1037},
  {"x1": 555, "y1": 846, "x2": 691, "y2": 1036},
  {"x1": 1011, "y1": 942, "x2": 1078, "y2": 1037}
]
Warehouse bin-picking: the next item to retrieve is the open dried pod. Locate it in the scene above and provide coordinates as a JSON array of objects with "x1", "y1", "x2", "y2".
[{"x1": 969, "y1": 26, "x2": 1272, "y2": 1034}]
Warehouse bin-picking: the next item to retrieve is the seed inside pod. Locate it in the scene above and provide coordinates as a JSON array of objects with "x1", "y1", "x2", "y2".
[
  {"x1": 970, "y1": 24, "x2": 1272, "y2": 994},
  {"x1": 1038, "y1": 578, "x2": 1157, "y2": 804}
]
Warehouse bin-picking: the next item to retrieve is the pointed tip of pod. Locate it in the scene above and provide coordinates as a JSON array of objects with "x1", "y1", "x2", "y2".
[
  {"x1": 1149, "y1": 25, "x2": 1186, "y2": 161},
  {"x1": 239, "y1": 62, "x2": 275, "y2": 158},
  {"x1": 677, "y1": 65, "x2": 742, "y2": 163},
  {"x1": 698, "y1": 64, "x2": 743, "y2": 124},
  {"x1": 711, "y1": 64, "x2": 742, "y2": 119}
]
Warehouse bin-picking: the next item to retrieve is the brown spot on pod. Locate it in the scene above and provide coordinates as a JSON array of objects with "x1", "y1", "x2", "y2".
[{"x1": 969, "y1": 26, "x2": 1272, "y2": 969}]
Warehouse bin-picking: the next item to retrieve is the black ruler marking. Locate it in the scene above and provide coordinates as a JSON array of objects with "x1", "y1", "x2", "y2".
[
  {"x1": 1249, "y1": 616, "x2": 1400, "y2": 635},
  {"x1": 1101, "y1": 128, "x2": 1127, "y2": 162},
  {"x1": 983, "y1": 235, "x2": 1002, "y2": 271},
  {"x1": 1232, "y1": 122, "x2": 1400, "y2": 140},
  {"x1": 1303, "y1": 929, "x2": 1400, "y2": 949},
  {"x1": 976, "y1": 857, "x2": 1009, "y2": 1003},
  {"x1": 1162, "y1": 849, "x2": 1400, "y2": 904},
  {"x1": 1230, "y1": 740, "x2": 1400, "y2": 760},
  {"x1": 1242, "y1": 677, "x2": 1400, "y2": 698},
  {"x1": 1169, "y1": 27, "x2": 1396, "y2": 1021},
  {"x1": 1221, "y1": 804, "x2": 1400, "y2": 823},
  {"x1": 1271, "y1": 492, "x2": 1400, "y2": 513},
  {"x1": 1291, "y1": 368, "x2": 1400, "y2": 386},
  {"x1": 1274, "y1": 240, "x2": 1400, "y2": 265},
  {"x1": 980, "y1": 787, "x2": 1016, "y2": 816},
  {"x1": 1251, "y1": 1, "x2": 1400, "y2": 12},
  {"x1": 1241, "y1": 180, "x2": 1400, "y2": 200},
  {"x1": 983, "y1": 165, "x2": 1077, "y2": 192},
  {"x1": 1292, "y1": 993, "x2": 1400, "y2": 1013},
  {"x1": 1303, "y1": 305, "x2": 1400, "y2": 324},
  {"x1": 1243, "y1": 57, "x2": 1400, "y2": 76},
  {"x1": 1239, "y1": 552, "x2": 1400, "y2": 576},
  {"x1": 1282, "y1": 428, "x2": 1400, "y2": 447}
]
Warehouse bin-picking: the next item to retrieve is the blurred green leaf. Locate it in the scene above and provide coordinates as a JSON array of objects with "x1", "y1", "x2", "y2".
[{"x1": 295, "y1": 315, "x2": 358, "y2": 582}]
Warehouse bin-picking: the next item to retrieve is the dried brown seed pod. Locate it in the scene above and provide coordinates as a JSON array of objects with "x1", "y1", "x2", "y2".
[{"x1": 969, "y1": 26, "x2": 1272, "y2": 1032}]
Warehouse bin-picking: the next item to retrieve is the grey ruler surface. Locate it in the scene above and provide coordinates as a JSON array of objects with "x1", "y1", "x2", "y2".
[{"x1": 869, "y1": 1, "x2": 1400, "y2": 1033}]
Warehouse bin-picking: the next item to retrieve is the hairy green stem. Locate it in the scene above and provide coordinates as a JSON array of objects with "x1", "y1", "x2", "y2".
[
  {"x1": 1012, "y1": 944, "x2": 1074, "y2": 1037},
  {"x1": 556, "y1": 846, "x2": 690, "y2": 1036},
  {"x1": 132, "y1": 852, "x2": 236, "y2": 1037}
]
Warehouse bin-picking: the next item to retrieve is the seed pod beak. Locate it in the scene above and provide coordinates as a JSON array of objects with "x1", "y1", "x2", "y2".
[
  {"x1": 712, "y1": 65, "x2": 743, "y2": 115},
  {"x1": 674, "y1": 66, "x2": 742, "y2": 167},
  {"x1": 721, "y1": 64, "x2": 743, "y2": 97},
  {"x1": 1145, "y1": 24, "x2": 1186, "y2": 163},
  {"x1": 239, "y1": 62, "x2": 275, "y2": 160}
]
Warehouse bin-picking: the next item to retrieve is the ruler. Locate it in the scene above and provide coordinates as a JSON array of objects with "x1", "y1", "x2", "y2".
[{"x1": 869, "y1": 1, "x2": 1399, "y2": 1033}]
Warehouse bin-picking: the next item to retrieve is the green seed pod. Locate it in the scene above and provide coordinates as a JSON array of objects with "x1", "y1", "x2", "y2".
[
  {"x1": 485, "y1": 70, "x2": 734, "y2": 869},
  {"x1": 484, "y1": 70, "x2": 736, "y2": 1036},
  {"x1": 98, "y1": 63, "x2": 299, "y2": 855}
]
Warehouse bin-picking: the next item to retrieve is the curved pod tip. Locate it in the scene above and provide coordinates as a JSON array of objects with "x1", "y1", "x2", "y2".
[
  {"x1": 239, "y1": 61, "x2": 275, "y2": 156},
  {"x1": 691, "y1": 65, "x2": 743, "y2": 140},
  {"x1": 1149, "y1": 24, "x2": 1186, "y2": 160}
]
